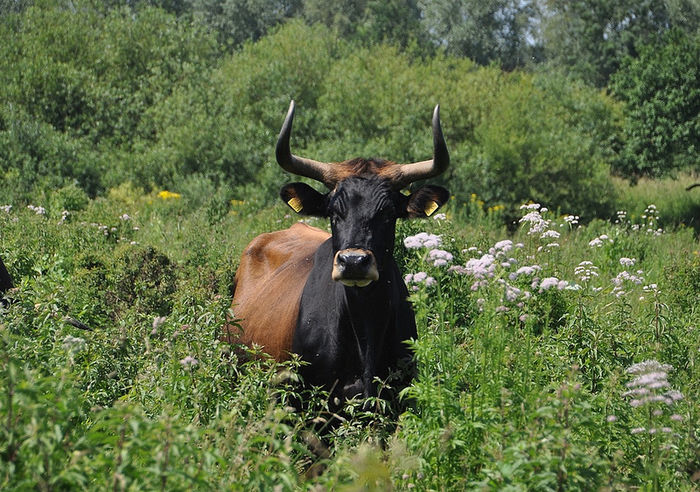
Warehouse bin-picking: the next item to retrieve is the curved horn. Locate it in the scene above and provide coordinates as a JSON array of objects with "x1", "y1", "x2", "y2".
[
  {"x1": 393, "y1": 105, "x2": 450, "y2": 189},
  {"x1": 276, "y1": 100, "x2": 334, "y2": 187}
]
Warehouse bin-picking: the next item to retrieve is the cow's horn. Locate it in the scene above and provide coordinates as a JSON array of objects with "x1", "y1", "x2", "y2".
[
  {"x1": 276, "y1": 100, "x2": 334, "y2": 188},
  {"x1": 393, "y1": 105, "x2": 450, "y2": 188}
]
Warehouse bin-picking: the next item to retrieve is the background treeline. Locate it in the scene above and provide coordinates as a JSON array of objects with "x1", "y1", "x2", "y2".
[{"x1": 0, "y1": 0, "x2": 699, "y2": 223}]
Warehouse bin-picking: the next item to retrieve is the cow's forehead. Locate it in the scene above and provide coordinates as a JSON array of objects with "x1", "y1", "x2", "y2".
[
  {"x1": 331, "y1": 175, "x2": 394, "y2": 205},
  {"x1": 330, "y1": 158, "x2": 402, "y2": 185}
]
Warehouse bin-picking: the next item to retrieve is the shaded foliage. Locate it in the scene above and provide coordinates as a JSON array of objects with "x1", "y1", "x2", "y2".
[{"x1": 611, "y1": 28, "x2": 700, "y2": 179}]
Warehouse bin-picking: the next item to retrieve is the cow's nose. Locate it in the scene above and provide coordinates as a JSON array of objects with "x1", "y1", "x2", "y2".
[
  {"x1": 336, "y1": 251, "x2": 372, "y2": 271},
  {"x1": 332, "y1": 249, "x2": 379, "y2": 287}
]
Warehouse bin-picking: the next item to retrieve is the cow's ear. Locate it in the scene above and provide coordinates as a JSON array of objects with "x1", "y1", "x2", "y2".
[
  {"x1": 403, "y1": 185, "x2": 450, "y2": 218},
  {"x1": 280, "y1": 183, "x2": 328, "y2": 217}
]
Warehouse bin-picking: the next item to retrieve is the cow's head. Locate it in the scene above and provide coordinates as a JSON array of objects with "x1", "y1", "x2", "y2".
[{"x1": 277, "y1": 101, "x2": 450, "y2": 287}]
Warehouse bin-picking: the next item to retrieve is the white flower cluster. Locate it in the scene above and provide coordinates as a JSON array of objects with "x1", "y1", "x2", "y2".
[
  {"x1": 611, "y1": 268, "x2": 645, "y2": 297},
  {"x1": 180, "y1": 355, "x2": 199, "y2": 369},
  {"x1": 537, "y1": 276, "x2": 570, "y2": 291},
  {"x1": 404, "y1": 272, "x2": 436, "y2": 290},
  {"x1": 27, "y1": 204, "x2": 46, "y2": 215},
  {"x1": 588, "y1": 234, "x2": 613, "y2": 248},
  {"x1": 508, "y1": 264, "x2": 541, "y2": 281},
  {"x1": 404, "y1": 232, "x2": 441, "y2": 249},
  {"x1": 574, "y1": 261, "x2": 599, "y2": 283},
  {"x1": 0, "y1": 205, "x2": 12, "y2": 213},
  {"x1": 623, "y1": 360, "x2": 683, "y2": 436},
  {"x1": 519, "y1": 205, "x2": 551, "y2": 236},
  {"x1": 428, "y1": 249, "x2": 454, "y2": 267},
  {"x1": 563, "y1": 215, "x2": 579, "y2": 226}
]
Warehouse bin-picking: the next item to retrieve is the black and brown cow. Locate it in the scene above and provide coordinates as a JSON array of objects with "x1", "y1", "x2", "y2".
[
  {"x1": 0, "y1": 256, "x2": 13, "y2": 307},
  {"x1": 227, "y1": 101, "x2": 450, "y2": 400}
]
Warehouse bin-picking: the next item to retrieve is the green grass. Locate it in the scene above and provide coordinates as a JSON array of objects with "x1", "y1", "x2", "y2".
[
  {"x1": 1, "y1": 184, "x2": 699, "y2": 490},
  {"x1": 612, "y1": 173, "x2": 700, "y2": 234}
]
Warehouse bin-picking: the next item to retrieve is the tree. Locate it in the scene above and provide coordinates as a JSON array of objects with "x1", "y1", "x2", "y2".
[
  {"x1": 538, "y1": 0, "x2": 699, "y2": 87},
  {"x1": 611, "y1": 28, "x2": 700, "y2": 180},
  {"x1": 186, "y1": 0, "x2": 302, "y2": 48},
  {"x1": 302, "y1": 0, "x2": 424, "y2": 50},
  {"x1": 418, "y1": 0, "x2": 540, "y2": 70}
]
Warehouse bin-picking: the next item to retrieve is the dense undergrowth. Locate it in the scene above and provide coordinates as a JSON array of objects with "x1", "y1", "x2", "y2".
[{"x1": 1, "y1": 181, "x2": 698, "y2": 490}]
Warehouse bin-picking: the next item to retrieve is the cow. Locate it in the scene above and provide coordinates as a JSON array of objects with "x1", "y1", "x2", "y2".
[
  {"x1": 226, "y1": 101, "x2": 450, "y2": 401},
  {"x1": 0, "y1": 256, "x2": 13, "y2": 307}
]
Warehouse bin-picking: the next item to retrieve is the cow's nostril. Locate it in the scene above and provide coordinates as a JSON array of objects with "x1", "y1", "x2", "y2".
[
  {"x1": 332, "y1": 249, "x2": 379, "y2": 285},
  {"x1": 337, "y1": 252, "x2": 371, "y2": 269}
]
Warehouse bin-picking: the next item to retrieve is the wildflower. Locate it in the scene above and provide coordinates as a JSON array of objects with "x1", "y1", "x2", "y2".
[
  {"x1": 152, "y1": 316, "x2": 167, "y2": 335},
  {"x1": 520, "y1": 202, "x2": 541, "y2": 210},
  {"x1": 158, "y1": 190, "x2": 182, "y2": 200},
  {"x1": 563, "y1": 215, "x2": 579, "y2": 226},
  {"x1": 630, "y1": 427, "x2": 646, "y2": 434},
  {"x1": 626, "y1": 360, "x2": 673, "y2": 375},
  {"x1": 432, "y1": 213, "x2": 447, "y2": 221},
  {"x1": 619, "y1": 257, "x2": 636, "y2": 267},
  {"x1": 504, "y1": 284, "x2": 522, "y2": 302},
  {"x1": 0, "y1": 205, "x2": 12, "y2": 213},
  {"x1": 519, "y1": 210, "x2": 550, "y2": 236},
  {"x1": 607, "y1": 415, "x2": 617, "y2": 422},
  {"x1": 27, "y1": 204, "x2": 46, "y2": 215},
  {"x1": 643, "y1": 283, "x2": 659, "y2": 294},
  {"x1": 539, "y1": 277, "x2": 560, "y2": 291},
  {"x1": 119, "y1": 213, "x2": 132, "y2": 221},
  {"x1": 405, "y1": 272, "x2": 436, "y2": 288},
  {"x1": 495, "y1": 305, "x2": 509, "y2": 313},
  {"x1": 404, "y1": 232, "x2": 442, "y2": 249},
  {"x1": 575, "y1": 261, "x2": 599, "y2": 283},
  {"x1": 58, "y1": 210, "x2": 70, "y2": 225},
  {"x1": 428, "y1": 249, "x2": 454, "y2": 267},
  {"x1": 510, "y1": 265, "x2": 541, "y2": 280},
  {"x1": 462, "y1": 254, "x2": 497, "y2": 280},
  {"x1": 180, "y1": 355, "x2": 199, "y2": 368},
  {"x1": 540, "y1": 230, "x2": 560, "y2": 239},
  {"x1": 492, "y1": 239, "x2": 513, "y2": 255}
]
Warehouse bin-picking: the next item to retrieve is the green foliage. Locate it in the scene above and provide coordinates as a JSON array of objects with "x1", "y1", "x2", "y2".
[
  {"x1": 541, "y1": 0, "x2": 674, "y2": 87},
  {"x1": 0, "y1": 105, "x2": 102, "y2": 200},
  {"x1": 0, "y1": 5, "x2": 629, "y2": 221},
  {"x1": 303, "y1": 0, "x2": 424, "y2": 50},
  {"x1": 0, "y1": 0, "x2": 219, "y2": 199},
  {"x1": 0, "y1": 181, "x2": 698, "y2": 489},
  {"x1": 462, "y1": 73, "x2": 619, "y2": 222},
  {"x1": 419, "y1": 0, "x2": 540, "y2": 70},
  {"x1": 611, "y1": 28, "x2": 700, "y2": 180},
  {"x1": 108, "y1": 246, "x2": 177, "y2": 317},
  {"x1": 186, "y1": 0, "x2": 302, "y2": 48}
]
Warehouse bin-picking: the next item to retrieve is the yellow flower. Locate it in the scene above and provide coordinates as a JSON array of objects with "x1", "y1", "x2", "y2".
[
  {"x1": 470, "y1": 193, "x2": 478, "y2": 202},
  {"x1": 230, "y1": 199, "x2": 245, "y2": 207},
  {"x1": 158, "y1": 190, "x2": 181, "y2": 200}
]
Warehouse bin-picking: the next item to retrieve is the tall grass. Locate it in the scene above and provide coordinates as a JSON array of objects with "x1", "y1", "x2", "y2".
[{"x1": 613, "y1": 173, "x2": 700, "y2": 233}]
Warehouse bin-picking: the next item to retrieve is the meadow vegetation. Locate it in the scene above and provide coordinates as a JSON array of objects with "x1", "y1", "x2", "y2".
[
  {"x1": 1, "y1": 1, "x2": 699, "y2": 489},
  {"x1": 1, "y1": 181, "x2": 698, "y2": 489}
]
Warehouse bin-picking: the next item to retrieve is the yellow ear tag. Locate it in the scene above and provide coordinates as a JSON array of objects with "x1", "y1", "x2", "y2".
[
  {"x1": 424, "y1": 200, "x2": 439, "y2": 216},
  {"x1": 287, "y1": 197, "x2": 303, "y2": 213}
]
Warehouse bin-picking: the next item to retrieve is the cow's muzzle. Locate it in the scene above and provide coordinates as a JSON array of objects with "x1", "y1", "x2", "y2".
[{"x1": 332, "y1": 249, "x2": 379, "y2": 287}]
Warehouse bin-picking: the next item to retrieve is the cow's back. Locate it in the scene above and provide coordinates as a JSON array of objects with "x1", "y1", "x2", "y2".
[{"x1": 226, "y1": 222, "x2": 330, "y2": 360}]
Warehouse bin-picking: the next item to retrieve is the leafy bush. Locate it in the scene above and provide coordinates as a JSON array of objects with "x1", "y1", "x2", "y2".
[{"x1": 611, "y1": 28, "x2": 700, "y2": 180}]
